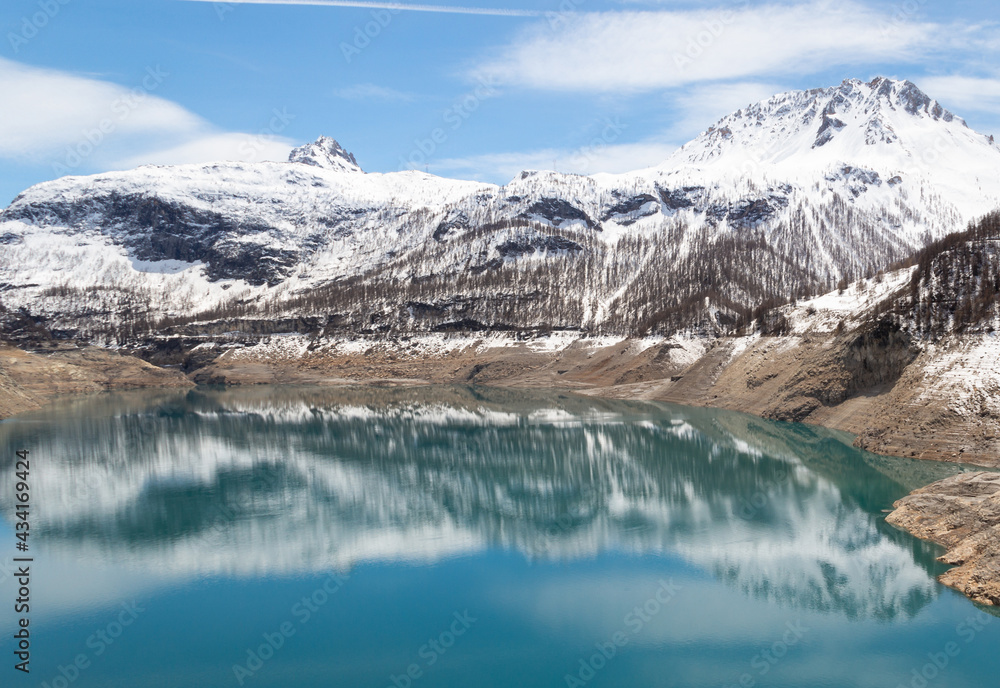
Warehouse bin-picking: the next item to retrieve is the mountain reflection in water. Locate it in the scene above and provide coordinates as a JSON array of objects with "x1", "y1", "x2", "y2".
[{"x1": 0, "y1": 385, "x2": 968, "y2": 623}]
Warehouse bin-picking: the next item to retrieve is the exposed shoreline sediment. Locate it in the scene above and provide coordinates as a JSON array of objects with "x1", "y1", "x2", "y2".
[{"x1": 0, "y1": 344, "x2": 192, "y2": 418}]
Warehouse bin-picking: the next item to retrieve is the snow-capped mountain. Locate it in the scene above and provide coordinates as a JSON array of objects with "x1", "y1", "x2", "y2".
[
  {"x1": 1, "y1": 77, "x2": 998, "y2": 342},
  {"x1": 659, "y1": 77, "x2": 1000, "y2": 219},
  {"x1": 287, "y1": 135, "x2": 364, "y2": 173}
]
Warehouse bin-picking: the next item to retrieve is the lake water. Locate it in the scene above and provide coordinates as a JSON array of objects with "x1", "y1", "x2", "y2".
[{"x1": 1, "y1": 385, "x2": 998, "y2": 688}]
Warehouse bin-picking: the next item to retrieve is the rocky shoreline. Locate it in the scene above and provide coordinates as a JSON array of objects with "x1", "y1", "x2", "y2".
[{"x1": 887, "y1": 473, "x2": 1000, "y2": 606}]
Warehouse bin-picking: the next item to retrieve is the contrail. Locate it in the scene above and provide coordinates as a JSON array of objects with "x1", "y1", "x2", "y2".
[{"x1": 180, "y1": 0, "x2": 542, "y2": 17}]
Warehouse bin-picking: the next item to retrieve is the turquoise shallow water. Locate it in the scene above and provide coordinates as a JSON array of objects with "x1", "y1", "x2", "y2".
[{"x1": 0, "y1": 385, "x2": 997, "y2": 688}]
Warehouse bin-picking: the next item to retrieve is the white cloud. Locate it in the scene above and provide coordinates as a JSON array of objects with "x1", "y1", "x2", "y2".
[
  {"x1": 917, "y1": 75, "x2": 1000, "y2": 112},
  {"x1": 0, "y1": 57, "x2": 295, "y2": 173},
  {"x1": 0, "y1": 58, "x2": 200, "y2": 158},
  {"x1": 474, "y1": 1, "x2": 938, "y2": 92},
  {"x1": 436, "y1": 140, "x2": 679, "y2": 182},
  {"x1": 179, "y1": 0, "x2": 541, "y2": 16},
  {"x1": 434, "y1": 81, "x2": 785, "y2": 182},
  {"x1": 113, "y1": 133, "x2": 294, "y2": 169},
  {"x1": 333, "y1": 83, "x2": 416, "y2": 102}
]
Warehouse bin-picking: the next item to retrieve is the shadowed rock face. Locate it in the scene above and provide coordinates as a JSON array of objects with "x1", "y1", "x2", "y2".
[
  {"x1": 888, "y1": 472, "x2": 1000, "y2": 606},
  {"x1": 2, "y1": 191, "x2": 325, "y2": 285},
  {"x1": 601, "y1": 194, "x2": 659, "y2": 225},
  {"x1": 521, "y1": 198, "x2": 598, "y2": 230},
  {"x1": 495, "y1": 235, "x2": 583, "y2": 258}
]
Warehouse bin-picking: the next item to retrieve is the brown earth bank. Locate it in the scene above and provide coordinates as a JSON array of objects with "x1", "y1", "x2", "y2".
[{"x1": 0, "y1": 344, "x2": 191, "y2": 417}]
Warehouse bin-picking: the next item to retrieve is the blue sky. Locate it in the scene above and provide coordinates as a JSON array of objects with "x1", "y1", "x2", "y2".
[{"x1": 1, "y1": 0, "x2": 999, "y2": 204}]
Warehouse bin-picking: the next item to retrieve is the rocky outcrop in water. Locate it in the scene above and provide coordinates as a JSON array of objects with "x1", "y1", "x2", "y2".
[{"x1": 887, "y1": 472, "x2": 1000, "y2": 606}]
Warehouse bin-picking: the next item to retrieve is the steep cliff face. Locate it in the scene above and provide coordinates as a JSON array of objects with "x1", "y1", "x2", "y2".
[{"x1": 748, "y1": 320, "x2": 921, "y2": 422}]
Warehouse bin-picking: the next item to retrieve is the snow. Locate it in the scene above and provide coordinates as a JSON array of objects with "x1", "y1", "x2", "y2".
[
  {"x1": 653, "y1": 77, "x2": 1000, "y2": 224},
  {"x1": 784, "y1": 267, "x2": 915, "y2": 334},
  {"x1": 725, "y1": 332, "x2": 760, "y2": 362},
  {"x1": 663, "y1": 336, "x2": 710, "y2": 368},
  {"x1": 629, "y1": 336, "x2": 666, "y2": 354},
  {"x1": 2, "y1": 79, "x2": 999, "y2": 335},
  {"x1": 128, "y1": 257, "x2": 202, "y2": 274},
  {"x1": 520, "y1": 331, "x2": 580, "y2": 353},
  {"x1": 288, "y1": 136, "x2": 364, "y2": 173},
  {"x1": 225, "y1": 331, "x2": 647, "y2": 363},
  {"x1": 223, "y1": 333, "x2": 312, "y2": 361},
  {"x1": 917, "y1": 336, "x2": 1000, "y2": 418}
]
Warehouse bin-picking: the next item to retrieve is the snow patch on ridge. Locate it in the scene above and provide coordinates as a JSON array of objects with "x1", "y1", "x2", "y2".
[
  {"x1": 917, "y1": 336, "x2": 1000, "y2": 418},
  {"x1": 288, "y1": 136, "x2": 364, "y2": 173},
  {"x1": 785, "y1": 267, "x2": 915, "y2": 334}
]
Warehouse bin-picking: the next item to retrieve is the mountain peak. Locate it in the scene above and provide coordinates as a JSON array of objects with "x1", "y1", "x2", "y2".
[
  {"x1": 662, "y1": 77, "x2": 984, "y2": 174},
  {"x1": 288, "y1": 136, "x2": 363, "y2": 173},
  {"x1": 855, "y1": 77, "x2": 957, "y2": 122}
]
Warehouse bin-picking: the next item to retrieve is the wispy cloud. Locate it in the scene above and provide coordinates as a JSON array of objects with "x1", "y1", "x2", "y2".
[
  {"x1": 0, "y1": 58, "x2": 196, "y2": 159},
  {"x1": 433, "y1": 80, "x2": 786, "y2": 182},
  {"x1": 474, "y1": 1, "x2": 939, "y2": 92},
  {"x1": 917, "y1": 75, "x2": 1000, "y2": 113},
  {"x1": 179, "y1": 0, "x2": 542, "y2": 17},
  {"x1": 333, "y1": 83, "x2": 416, "y2": 101},
  {"x1": 113, "y1": 133, "x2": 293, "y2": 169},
  {"x1": 663, "y1": 81, "x2": 785, "y2": 139},
  {"x1": 436, "y1": 140, "x2": 680, "y2": 183},
  {"x1": 0, "y1": 57, "x2": 293, "y2": 172}
]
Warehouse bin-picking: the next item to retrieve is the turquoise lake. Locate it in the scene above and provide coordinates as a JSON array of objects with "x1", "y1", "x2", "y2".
[{"x1": 0, "y1": 385, "x2": 998, "y2": 688}]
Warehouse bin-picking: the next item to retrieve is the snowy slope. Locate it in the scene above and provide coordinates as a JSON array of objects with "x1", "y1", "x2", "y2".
[
  {"x1": 783, "y1": 267, "x2": 916, "y2": 335},
  {"x1": 656, "y1": 77, "x2": 1000, "y2": 224},
  {"x1": 0, "y1": 149, "x2": 496, "y2": 327},
  {"x1": 1, "y1": 78, "x2": 998, "y2": 340}
]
